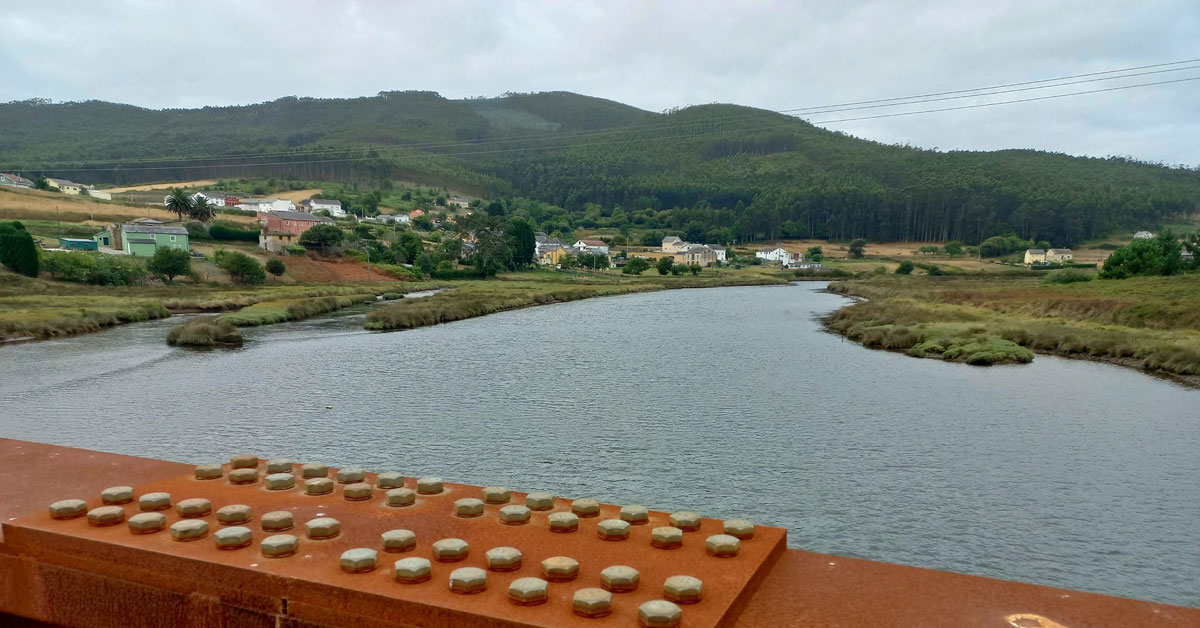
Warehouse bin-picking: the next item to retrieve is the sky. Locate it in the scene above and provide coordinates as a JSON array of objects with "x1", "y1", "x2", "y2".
[{"x1": 2, "y1": 0, "x2": 1198, "y2": 164}]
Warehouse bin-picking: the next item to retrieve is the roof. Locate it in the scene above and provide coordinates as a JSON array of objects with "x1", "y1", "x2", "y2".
[
  {"x1": 122, "y1": 224, "x2": 189, "y2": 235},
  {"x1": 685, "y1": 245, "x2": 713, "y2": 253},
  {"x1": 759, "y1": 247, "x2": 787, "y2": 252},
  {"x1": 1026, "y1": 249, "x2": 1046, "y2": 255},
  {"x1": 1, "y1": 173, "x2": 33, "y2": 185},
  {"x1": 707, "y1": 244, "x2": 726, "y2": 250},
  {"x1": 46, "y1": 177, "x2": 76, "y2": 185},
  {"x1": 304, "y1": 198, "x2": 342, "y2": 207},
  {"x1": 269, "y1": 211, "x2": 334, "y2": 222},
  {"x1": 662, "y1": 236, "x2": 682, "y2": 242},
  {"x1": 1047, "y1": 248, "x2": 1072, "y2": 254},
  {"x1": 131, "y1": 218, "x2": 164, "y2": 224},
  {"x1": 579, "y1": 239, "x2": 607, "y2": 246},
  {"x1": 59, "y1": 238, "x2": 94, "y2": 243}
]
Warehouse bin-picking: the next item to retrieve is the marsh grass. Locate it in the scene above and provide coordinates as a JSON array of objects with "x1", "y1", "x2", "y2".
[
  {"x1": 167, "y1": 316, "x2": 243, "y2": 347},
  {"x1": 218, "y1": 293, "x2": 378, "y2": 326}
]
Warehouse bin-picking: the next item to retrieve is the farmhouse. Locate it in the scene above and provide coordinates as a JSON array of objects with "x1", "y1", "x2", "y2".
[
  {"x1": 661, "y1": 235, "x2": 685, "y2": 253},
  {"x1": 239, "y1": 198, "x2": 295, "y2": 213},
  {"x1": 1045, "y1": 248, "x2": 1073, "y2": 263},
  {"x1": 756, "y1": 247, "x2": 792, "y2": 264},
  {"x1": 0, "y1": 173, "x2": 33, "y2": 188},
  {"x1": 114, "y1": 224, "x2": 189, "y2": 257},
  {"x1": 538, "y1": 245, "x2": 569, "y2": 266},
  {"x1": 259, "y1": 210, "x2": 334, "y2": 253},
  {"x1": 1023, "y1": 249, "x2": 1046, "y2": 264},
  {"x1": 301, "y1": 198, "x2": 347, "y2": 218},
  {"x1": 573, "y1": 239, "x2": 610, "y2": 255},
  {"x1": 677, "y1": 245, "x2": 718, "y2": 267},
  {"x1": 45, "y1": 178, "x2": 85, "y2": 195}
]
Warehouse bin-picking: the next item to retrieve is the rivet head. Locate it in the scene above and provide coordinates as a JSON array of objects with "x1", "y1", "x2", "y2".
[
  {"x1": 175, "y1": 498, "x2": 212, "y2": 518},
  {"x1": 416, "y1": 477, "x2": 443, "y2": 494},
  {"x1": 454, "y1": 498, "x2": 485, "y2": 518},
  {"x1": 485, "y1": 546, "x2": 523, "y2": 571},
  {"x1": 228, "y1": 468, "x2": 259, "y2": 485},
  {"x1": 214, "y1": 526, "x2": 253, "y2": 550},
  {"x1": 669, "y1": 511, "x2": 701, "y2": 531},
  {"x1": 305, "y1": 478, "x2": 334, "y2": 495},
  {"x1": 261, "y1": 534, "x2": 298, "y2": 557},
  {"x1": 394, "y1": 557, "x2": 432, "y2": 583},
  {"x1": 381, "y1": 529, "x2": 417, "y2": 553},
  {"x1": 663, "y1": 575, "x2": 703, "y2": 603},
  {"x1": 508, "y1": 577, "x2": 548, "y2": 605},
  {"x1": 620, "y1": 504, "x2": 650, "y2": 525},
  {"x1": 264, "y1": 473, "x2": 295, "y2": 491},
  {"x1": 301, "y1": 463, "x2": 328, "y2": 478},
  {"x1": 572, "y1": 587, "x2": 613, "y2": 618},
  {"x1": 600, "y1": 565, "x2": 640, "y2": 592},
  {"x1": 127, "y1": 512, "x2": 166, "y2": 534},
  {"x1": 498, "y1": 504, "x2": 531, "y2": 525},
  {"x1": 548, "y1": 511, "x2": 579, "y2": 533},
  {"x1": 540, "y1": 556, "x2": 579, "y2": 582},
  {"x1": 230, "y1": 454, "x2": 259, "y2": 469},
  {"x1": 261, "y1": 511, "x2": 294, "y2": 532},
  {"x1": 48, "y1": 499, "x2": 87, "y2": 519},
  {"x1": 216, "y1": 504, "x2": 252, "y2": 525},
  {"x1": 194, "y1": 464, "x2": 223, "y2": 480},
  {"x1": 375, "y1": 472, "x2": 405, "y2": 489},
  {"x1": 170, "y1": 519, "x2": 209, "y2": 541},
  {"x1": 638, "y1": 599, "x2": 683, "y2": 627},
  {"x1": 705, "y1": 534, "x2": 740, "y2": 557},
  {"x1": 336, "y1": 468, "x2": 365, "y2": 484},
  {"x1": 343, "y1": 482, "x2": 373, "y2": 501},
  {"x1": 525, "y1": 491, "x2": 554, "y2": 510},
  {"x1": 597, "y1": 518, "x2": 631, "y2": 541},
  {"x1": 305, "y1": 517, "x2": 341, "y2": 540},
  {"x1": 449, "y1": 567, "x2": 487, "y2": 594},
  {"x1": 138, "y1": 492, "x2": 172, "y2": 512},
  {"x1": 431, "y1": 538, "x2": 469, "y2": 562},
  {"x1": 385, "y1": 488, "x2": 416, "y2": 507},
  {"x1": 572, "y1": 498, "x2": 601, "y2": 517},
  {"x1": 265, "y1": 459, "x2": 293, "y2": 474},
  {"x1": 723, "y1": 518, "x2": 755, "y2": 540},
  {"x1": 651, "y1": 526, "x2": 684, "y2": 549},
  {"x1": 340, "y1": 548, "x2": 378, "y2": 573},
  {"x1": 481, "y1": 486, "x2": 511, "y2": 504},
  {"x1": 100, "y1": 486, "x2": 134, "y2": 505}
]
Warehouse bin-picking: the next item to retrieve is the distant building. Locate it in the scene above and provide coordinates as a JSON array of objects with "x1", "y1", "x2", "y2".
[
  {"x1": 1133, "y1": 231, "x2": 1155, "y2": 240},
  {"x1": 0, "y1": 173, "x2": 34, "y2": 188},
  {"x1": 258, "y1": 210, "x2": 334, "y2": 253},
  {"x1": 539, "y1": 245, "x2": 569, "y2": 266},
  {"x1": 114, "y1": 223, "x2": 189, "y2": 257},
  {"x1": 59, "y1": 238, "x2": 98, "y2": 251},
  {"x1": 756, "y1": 247, "x2": 792, "y2": 264},
  {"x1": 661, "y1": 236, "x2": 685, "y2": 253},
  {"x1": 193, "y1": 191, "x2": 231, "y2": 207},
  {"x1": 238, "y1": 198, "x2": 295, "y2": 213},
  {"x1": 46, "y1": 178, "x2": 85, "y2": 195},
  {"x1": 1181, "y1": 249, "x2": 1195, "y2": 263},
  {"x1": 573, "y1": 239, "x2": 610, "y2": 255},
  {"x1": 1045, "y1": 248, "x2": 1073, "y2": 263},
  {"x1": 86, "y1": 189, "x2": 112, "y2": 201},
  {"x1": 301, "y1": 198, "x2": 347, "y2": 218},
  {"x1": 409, "y1": 209, "x2": 426, "y2": 219},
  {"x1": 1024, "y1": 249, "x2": 1046, "y2": 265},
  {"x1": 707, "y1": 244, "x2": 727, "y2": 262},
  {"x1": 677, "y1": 245, "x2": 718, "y2": 267}
]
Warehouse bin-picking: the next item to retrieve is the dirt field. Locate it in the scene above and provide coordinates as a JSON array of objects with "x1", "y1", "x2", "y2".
[
  {"x1": 188, "y1": 242, "x2": 393, "y2": 284},
  {"x1": 273, "y1": 188, "x2": 322, "y2": 203},
  {"x1": 103, "y1": 180, "x2": 219, "y2": 193},
  {"x1": 0, "y1": 187, "x2": 256, "y2": 226}
]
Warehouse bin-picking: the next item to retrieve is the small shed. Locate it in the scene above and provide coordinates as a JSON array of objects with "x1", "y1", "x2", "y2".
[{"x1": 59, "y1": 238, "x2": 98, "y2": 251}]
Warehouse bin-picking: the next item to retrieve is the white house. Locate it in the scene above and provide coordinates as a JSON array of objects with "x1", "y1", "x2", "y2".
[
  {"x1": 191, "y1": 192, "x2": 227, "y2": 207},
  {"x1": 707, "y1": 244, "x2": 727, "y2": 262},
  {"x1": 301, "y1": 198, "x2": 347, "y2": 218},
  {"x1": 87, "y1": 189, "x2": 113, "y2": 201},
  {"x1": 1133, "y1": 231, "x2": 1155, "y2": 240},
  {"x1": 1045, "y1": 248, "x2": 1073, "y2": 263},
  {"x1": 239, "y1": 198, "x2": 295, "y2": 213},
  {"x1": 1024, "y1": 249, "x2": 1047, "y2": 265},
  {"x1": 756, "y1": 247, "x2": 791, "y2": 264},
  {"x1": 573, "y1": 239, "x2": 610, "y2": 255},
  {"x1": 661, "y1": 236, "x2": 686, "y2": 253}
]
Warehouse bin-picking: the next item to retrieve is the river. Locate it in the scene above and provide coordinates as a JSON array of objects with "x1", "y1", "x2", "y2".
[{"x1": 0, "y1": 283, "x2": 1196, "y2": 607}]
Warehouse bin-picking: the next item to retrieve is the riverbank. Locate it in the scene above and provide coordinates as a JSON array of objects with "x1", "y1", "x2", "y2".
[{"x1": 825, "y1": 274, "x2": 1200, "y2": 386}]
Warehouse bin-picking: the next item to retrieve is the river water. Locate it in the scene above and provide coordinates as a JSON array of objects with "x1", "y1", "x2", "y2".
[{"x1": 0, "y1": 283, "x2": 1196, "y2": 607}]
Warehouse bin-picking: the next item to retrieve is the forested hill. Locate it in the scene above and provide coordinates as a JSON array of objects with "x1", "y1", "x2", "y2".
[{"x1": 3, "y1": 90, "x2": 1198, "y2": 245}]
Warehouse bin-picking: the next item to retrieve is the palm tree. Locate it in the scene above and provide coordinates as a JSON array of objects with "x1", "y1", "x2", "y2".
[
  {"x1": 164, "y1": 188, "x2": 195, "y2": 222},
  {"x1": 190, "y1": 195, "x2": 215, "y2": 222}
]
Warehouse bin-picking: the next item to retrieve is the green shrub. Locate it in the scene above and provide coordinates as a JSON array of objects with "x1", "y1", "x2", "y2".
[
  {"x1": 88, "y1": 256, "x2": 147, "y2": 285},
  {"x1": 41, "y1": 251, "x2": 96, "y2": 282},
  {"x1": 265, "y1": 258, "x2": 286, "y2": 279},
  {"x1": 147, "y1": 247, "x2": 192, "y2": 282},
  {"x1": 167, "y1": 316, "x2": 243, "y2": 347},
  {"x1": 895, "y1": 260, "x2": 914, "y2": 275},
  {"x1": 0, "y1": 221, "x2": 39, "y2": 277},
  {"x1": 219, "y1": 251, "x2": 266, "y2": 285},
  {"x1": 1041, "y1": 269, "x2": 1093, "y2": 285},
  {"x1": 284, "y1": 244, "x2": 307, "y2": 255}
]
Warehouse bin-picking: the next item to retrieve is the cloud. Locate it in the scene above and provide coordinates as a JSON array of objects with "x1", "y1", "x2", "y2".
[{"x1": 1, "y1": 0, "x2": 1197, "y2": 164}]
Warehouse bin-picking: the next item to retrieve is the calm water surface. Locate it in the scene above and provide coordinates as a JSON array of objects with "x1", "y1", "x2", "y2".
[{"x1": 1, "y1": 283, "x2": 1197, "y2": 607}]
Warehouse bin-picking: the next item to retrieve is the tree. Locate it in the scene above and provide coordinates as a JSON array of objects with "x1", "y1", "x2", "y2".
[
  {"x1": 895, "y1": 260, "x2": 914, "y2": 275},
  {"x1": 807, "y1": 246, "x2": 823, "y2": 262},
  {"x1": 0, "y1": 221, "x2": 38, "y2": 277},
  {"x1": 456, "y1": 213, "x2": 511, "y2": 276},
  {"x1": 509, "y1": 218, "x2": 536, "y2": 267},
  {"x1": 1098, "y1": 234, "x2": 1183, "y2": 279},
  {"x1": 392, "y1": 231, "x2": 424, "y2": 264},
  {"x1": 437, "y1": 237, "x2": 463, "y2": 262},
  {"x1": 688, "y1": 263, "x2": 701, "y2": 275},
  {"x1": 190, "y1": 196, "x2": 216, "y2": 222},
  {"x1": 623, "y1": 257, "x2": 651, "y2": 275},
  {"x1": 943, "y1": 240, "x2": 964, "y2": 256},
  {"x1": 656, "y1": 256, "x2": 674, "y2": 275},
  {"x1": 299, "y1": 224, "x2": 345, "y2": 254},
  {"x1": 164, "y1": 188, "x2": 195, "y2": 221},
  {"x1": 849, "y1": 238, "x2": 867, "y2": 258},
  {"x1": 485, "y1": 199, "x2": 506, "y2": 216},
  {"x1": 415, "y1": 252, "x2": 436, "y2": 274},
  {"x1": 220, "y1": 251, "x2": 266, "y2": 285},
  {"x1": 265, "y1": 258, "x2": 286, "y2": 279},
  {"x1": 33, "y1": 176, "x2": 50, "y2": 191},
  {"x1": 146, "y1": 247, "x2": 191, "y2": 283}
]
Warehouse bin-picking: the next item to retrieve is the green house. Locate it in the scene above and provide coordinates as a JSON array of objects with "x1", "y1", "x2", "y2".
[{"x1": 119, "y1": 224, "x2": 189, "y2": 257}]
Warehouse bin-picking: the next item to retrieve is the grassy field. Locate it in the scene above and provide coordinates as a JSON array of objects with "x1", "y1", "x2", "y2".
[
  {"x1": 826, "y1": 273, "x2": 1200, "y2": 385},
  {"x1": 0, "y1": 186, "x2": 256, "y2": 226}
]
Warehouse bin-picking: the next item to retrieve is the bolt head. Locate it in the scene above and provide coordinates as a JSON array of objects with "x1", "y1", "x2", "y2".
[
  {"x1": 485, "y1": 546, "x2": 523, "y2": 571},
  {"x1": 540, "y1": 556, "x2": 579, "y2": 582},
  {"x1": 620, "y1": 504, "x2": 649, "y2": 525},
  {"x1": 228, "y1": 468, "x2": 259, "y2": 485},
  {"x1": 100, "y1": 486, "x2": 134, "y2": 505},
  {"x1": 481, "y1": 485, "x2": 510, "y2": 504},
  {"x1": 264, "y1": 473, "x2": 295, "y2": 491},
  {"x1": 261, "y1": 534, "x2": 298, "y2": 557},
  {"x1": 723, "y1": 518, "x2": 755, "y2": 539},
  {"x1": 651, "y1": 526, "x2": 684, "y2": 549},
  {"x1": 214, "y1": 526, "x2": 253, "y2": 550},
  {"x1": 336, "y1": 468, "x2": 365, "y2": 484},
  {"x1": 572, "y1": 498, "x2": 601, "y2": 517},
  {"x1": 48, "y1": 499, "x2": 87, "y2": 519},
  {"x1": 175, "y1": 498, "x2": 212, "y2": 518},
  {"x1": 600, "y1": 565, "x2": 640, "y2": 592},
  {"x1": 301, "y1": 462, "x2": 328, "y2": 478},
  {"x1": 305, "y1": 478, "x2": 334, "y2": 495},
  {"x1": 385, "y1": 487, "x2": 416, "y2": 507},
  {"x1": 525, "y1": 491, "x2": 554, "y2": 510},
  {"x1": 230, "y1": 454, "x2": 259, "y2": 469},
  {"x1": 638, "y1": 599, "x2": 683, "y2": 627},
  {"x1": 138, "y1": 492, "x2": 171, "y2": 512},
  {"x1": 194, "y1": 464, "x2": 223, "y2": 480},
  {"x1": 572, "y1": 587, "x2": 612, "y2": 618},
  {"x1": 597, "y1": 518, "x2": 631, "y2": 540},
  {"x1": 548, "y1": 511, "x2": 579, "y2": 532},
  {"x1": 508, "y1": 577, "x2": 548, "y2": 605},
  {"x1": 305, "y1": 517, "x2": 341, "y2": 540},
  {"x1": 498, "y1": 504, "x2": 531, "y2": 524},
  {"x1": 416, "y1": 476, "x2": 443, "y2": 494},
  {"x1": 265, "y1": 459, "x2": 293, "y2": 474},
  {"x1": 340, "y1": 548, "x2": 378, "y2": 573},
  {"x1": 705, "y1": 534, "x2": 740, "y2": 557},
  {"x1": 394, "y1": 557, "x2": 432, "y2": 583},
  {"x1": 216, "y1": 504, "x2": 252, "y2": 525},
  {"x1": 127, "y1": 512, "x2": 166, "y2": 534},
  {"x1": 343, "y1": 482, "x2": 373, "y2": 501},
  {"x1": 663, "y1": 575, "x2": 703, "y2": 603},
  {"x1": 261, "y1": 511, "x2": 294, "y2": 532},
  {"x1": 669, "y1": 511, "x2": 701, "y2": 531},
  {"x1": 449, "y1": 567, "x2": 487, "y2": 594},
  {"x1": 170, "y1": 519, "x2": 209, "y2": 541},
  {"x1": 431, "y1": 537, "x2": 469, "y2": 562},
  {"x1": 381, "y1": 529, "x2": 417, "y2": 553},
  {"x1": 375, "y1": 472, "x2": 405, "y2": 489},
  {"x1": 454, "y1": 497, "x2": 485, "y2": 517}
]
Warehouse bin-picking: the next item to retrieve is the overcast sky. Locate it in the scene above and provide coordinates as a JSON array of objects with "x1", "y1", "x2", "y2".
[{"x1": 3, "y1": 1, "x2": 1198, "y2": 164}]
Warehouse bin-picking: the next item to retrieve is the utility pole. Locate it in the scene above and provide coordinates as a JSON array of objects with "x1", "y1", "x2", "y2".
[{"x1": 362, "y1": 243, "x2": 371, "y2": 282}]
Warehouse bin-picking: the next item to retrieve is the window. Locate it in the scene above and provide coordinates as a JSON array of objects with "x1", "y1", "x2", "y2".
[{"x1": 170, "y1": 235, "x2": 176, "y2": 242}]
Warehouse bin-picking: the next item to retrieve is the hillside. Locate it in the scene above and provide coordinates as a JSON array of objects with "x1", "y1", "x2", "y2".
[{"x1": 3, "y1": 91, "x2": 1198, "y2": 245}]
